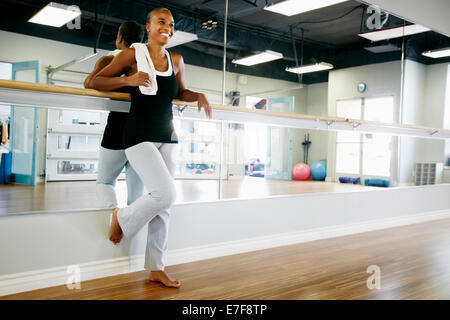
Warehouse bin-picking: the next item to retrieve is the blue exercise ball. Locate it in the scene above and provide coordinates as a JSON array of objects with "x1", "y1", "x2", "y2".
[{"x1": 310, "y1": 161, "x2": 327, "y2": 180}]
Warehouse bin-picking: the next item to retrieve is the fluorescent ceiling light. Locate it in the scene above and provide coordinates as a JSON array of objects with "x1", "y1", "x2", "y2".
[
  {"x1": 232, "y1": 50, "x2": 283, "y2": 66},
  {"x1": 167, "y1": 31, "x2": 198, "y2": 48},
  {"x1": 422, "y1": 47, "x2": 450, "y2": 59},
  {"x1": 359, "y1": 24, "x2": 430, "y2": 42},
  {"x1": 264, "y1": 0, "x2": 349, "y2": 16},
  {"x1": 286, "y1": 62, "x2": 334, "y2": 74},
  {"x1": 28, "y1": 2, "x2": 81, "y2": 27}
]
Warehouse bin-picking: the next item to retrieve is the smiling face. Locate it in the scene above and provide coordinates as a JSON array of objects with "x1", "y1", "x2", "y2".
[{"x1": 146, "y1": 10, "x2": 174, "y2": 46}]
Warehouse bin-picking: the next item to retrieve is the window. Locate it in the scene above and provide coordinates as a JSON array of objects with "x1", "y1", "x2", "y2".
[{"x1": 336, "y1": 96, "x2": 394, "y2": 179}]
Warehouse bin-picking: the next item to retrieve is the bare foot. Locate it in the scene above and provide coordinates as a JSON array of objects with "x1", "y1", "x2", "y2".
[
  {"x1": 109, "y1": 208, "x2": 123, "y2": 245},
  {"x1": 149, "y1": 270, "x2": 181, "y2": 288}
]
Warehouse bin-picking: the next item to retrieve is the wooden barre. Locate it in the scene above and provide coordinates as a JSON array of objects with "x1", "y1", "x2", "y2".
[
  {"x1": 0, "y1": 79, "x2": 345, "y2": 123},
  {"x1": 1, "y1": 79, "x2": 450, "y2": 135}
]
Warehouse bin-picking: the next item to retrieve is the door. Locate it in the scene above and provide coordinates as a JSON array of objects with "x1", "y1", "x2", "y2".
[
  {"x1": 10, "y1": 61, "x2": 40, "y2": 185},
  {"x1": 265, "y1": 96, "x2": 294, "y2": 180}
]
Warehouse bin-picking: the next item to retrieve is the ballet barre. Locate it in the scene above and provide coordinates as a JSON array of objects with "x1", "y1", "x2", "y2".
[{"x1": 1, "y1": 79, "x2": 450, "y2": 140}]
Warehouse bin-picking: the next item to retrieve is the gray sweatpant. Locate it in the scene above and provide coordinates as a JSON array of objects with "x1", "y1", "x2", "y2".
[
  {"x1": 117, "y1": 142, "x2": 178, "y2": 271},
  {"x1": 96, "y1": 146, "x2": 144, "y2": 207}
]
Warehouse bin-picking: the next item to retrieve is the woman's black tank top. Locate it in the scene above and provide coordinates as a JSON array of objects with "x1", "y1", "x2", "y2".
[
  {"x1": 123, "y1": 51, "x2": 179, "y2": 149},
  {"x1": 100, "y1": 86, "x2": 131, "y2": 150}
]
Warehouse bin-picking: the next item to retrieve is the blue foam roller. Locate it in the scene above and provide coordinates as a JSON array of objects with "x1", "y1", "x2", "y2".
[{"x1": 364, "y1": 178, "x2": 390, "y2": 187}]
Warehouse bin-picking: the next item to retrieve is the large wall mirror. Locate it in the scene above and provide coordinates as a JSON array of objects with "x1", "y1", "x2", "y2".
[{"x1": 0, "y1": 0, "x2": 449, "y2": 216}]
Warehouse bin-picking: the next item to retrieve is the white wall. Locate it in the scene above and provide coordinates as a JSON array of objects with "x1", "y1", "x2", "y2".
[
  {"x1": 306, "y1": 82, "x2": 328, "y2": 117},
  {"x1": 302, "y1": 83, "x2": 329, "y2": 168},
  {"x1": 422, "y1": 63, "x2": 448, "y2": 128},
  {"x1": 400, "y1": 61, "x2": 449, "y2": 183},
  {"x1": 400, "y1": 60, "x2": 425, "y2": 183},
  {"x1": 444, "y1": 65, "x2": 450, "y2": 163}
]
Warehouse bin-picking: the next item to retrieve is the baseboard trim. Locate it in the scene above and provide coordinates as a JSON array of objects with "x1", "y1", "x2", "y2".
[{"x1": 1, "y1": 209, "x2": 449, "y2": 297}]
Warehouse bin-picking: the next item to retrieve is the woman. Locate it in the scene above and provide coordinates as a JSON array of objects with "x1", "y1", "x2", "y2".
[{"x1": 91, "y1": 8, "x2": 212, "y2": 288}]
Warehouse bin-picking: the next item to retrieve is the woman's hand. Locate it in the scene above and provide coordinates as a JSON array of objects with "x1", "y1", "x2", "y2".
[
  {"x1": 127, "y1": 71, "x2": 152, "y2": 87},
  {"x1": 197, "y1": 93, "x2": 212, "y2": 119}
]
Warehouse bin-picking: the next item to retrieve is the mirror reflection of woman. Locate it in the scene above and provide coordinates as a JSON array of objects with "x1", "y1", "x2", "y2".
[
  {"x1": 84, "y1": 21, "x2": 145, "y2": 215},
  {"x1": 91, "y1": 8, "x2": 212, "y2": 288}
]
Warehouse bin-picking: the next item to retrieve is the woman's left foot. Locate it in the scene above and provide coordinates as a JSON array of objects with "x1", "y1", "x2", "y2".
[
  {"x1": 109, "y1": 208, "x2": 123, "y2": 245},
  {"x1": 149, "y1": 270, "x2": 181, "y2": 288}
]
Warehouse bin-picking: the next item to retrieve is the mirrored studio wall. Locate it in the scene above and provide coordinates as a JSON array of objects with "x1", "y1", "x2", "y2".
[
  {"x1": 1, "y1": 101, "x2": 449, "y2": 215},
  {"x1": 0, "y1": 0, "x2": 449, "y2": 216}
]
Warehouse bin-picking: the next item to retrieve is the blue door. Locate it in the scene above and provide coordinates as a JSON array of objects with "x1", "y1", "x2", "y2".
[
  {"x1": 10, "y1": 61, "x2": 40, "y2": 185},
  {"x1": 265, "y1": 96, "x2": 294, "y2": 180}
]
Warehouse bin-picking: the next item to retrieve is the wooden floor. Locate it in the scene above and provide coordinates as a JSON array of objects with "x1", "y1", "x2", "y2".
[
  {"x1": 0, "y1": 177, "x2": 374, "y2": 215},
  {"x1": 3, "y1": 218, "x2": 450, "y2": 300}
]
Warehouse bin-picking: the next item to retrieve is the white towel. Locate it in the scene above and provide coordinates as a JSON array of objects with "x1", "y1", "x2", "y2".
[
  {"x1": 108, "y1": 49, "x2": 122, "y2": 57},
  {"x1": 130, "y1": 42, "x2": 158, "y2": 95}
]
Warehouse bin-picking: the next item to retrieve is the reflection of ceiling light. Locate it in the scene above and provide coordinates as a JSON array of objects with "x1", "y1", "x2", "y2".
[
  {"x1": 28, "y1": 2, "x2": 81, "y2": 27},
  {"x1": 364, "y1": 43, "x2": 400, "y2": 53},
  {"x1": 422, "y1": 47, "x2": 450, "y2": 59},
  {"x1": 264, "y1": 0, "x2": 348, "y2": 16},
  {"x1": 358, "y1": 24, "x2": 430, "y2": 42},
  {"x1": 286, "y1": 62, "x2": 334, "y2": 74},
  {"x1": 167, "y1": 31, "x2": 198, "y2": 48},
  {"x1": 232, "y1": 50, "x2": 283, "y2": 66}
]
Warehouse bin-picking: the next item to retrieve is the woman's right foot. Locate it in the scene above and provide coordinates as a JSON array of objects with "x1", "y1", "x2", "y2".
[
  {"x1": 109, "y1": 208, "x2": 123, "y2": 245},
  {"x1": 149, "y1": 270, "x2": 181, "y2": 288}
]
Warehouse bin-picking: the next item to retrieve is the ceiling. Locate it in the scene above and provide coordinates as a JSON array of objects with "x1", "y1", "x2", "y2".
[{"x1": 0, "y1": 0, "x2": 449, "y2": 84}]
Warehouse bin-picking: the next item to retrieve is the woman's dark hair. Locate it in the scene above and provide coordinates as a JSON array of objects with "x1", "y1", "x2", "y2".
[{"x1": 118, "y1": 21, "x2": 144, "y2": 47}]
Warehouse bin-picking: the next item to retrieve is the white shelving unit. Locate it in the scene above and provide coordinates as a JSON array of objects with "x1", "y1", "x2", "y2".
[{"x1": 413, "y1": 163, "x2": 443, "y2": 185}]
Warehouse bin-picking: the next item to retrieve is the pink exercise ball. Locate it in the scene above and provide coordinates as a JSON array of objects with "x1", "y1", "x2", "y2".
[{"x1": 292, "y1": 163, "x2": 311, "y2": 180}]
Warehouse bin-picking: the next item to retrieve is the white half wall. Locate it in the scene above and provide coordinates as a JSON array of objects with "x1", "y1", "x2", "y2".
[{"x1": 1, "y1": 185, "x2": 450, "y2": 281}]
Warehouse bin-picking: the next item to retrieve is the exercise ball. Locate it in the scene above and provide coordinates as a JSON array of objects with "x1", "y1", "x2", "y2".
[
  {"x1": 292, "y1": 163, "x2": 311, "y2": 180},
  {"x1": 310, "y1": 161, "x2": 327, "y2": 180}
]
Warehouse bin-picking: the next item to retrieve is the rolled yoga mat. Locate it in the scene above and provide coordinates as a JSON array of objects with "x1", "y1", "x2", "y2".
[
  {"x1": 364, "y1": 178, "x2": 390, "y2": 187},
  {"x1": 338, "y1": 176, "x2": 361, "y2": 184}
]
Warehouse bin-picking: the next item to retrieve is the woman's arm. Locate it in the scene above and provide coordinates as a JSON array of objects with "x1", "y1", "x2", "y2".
[
  {"x1": 84, "y1": 55, "x2": 113, "y2": 88},
  {"x1": 173, "y1": 53, "x2": 212, "y2": 119},
  {"x1": 90, "y1": 48, "x2": 152, "y2": 91}
]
